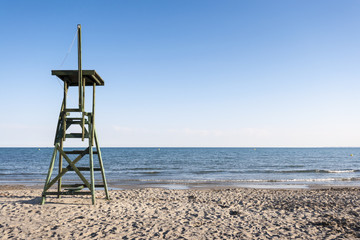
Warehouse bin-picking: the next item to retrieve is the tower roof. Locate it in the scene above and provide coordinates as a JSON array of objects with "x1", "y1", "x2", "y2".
[{"x1": 52, "y1": 70, "x2": 104, "y2": 86}]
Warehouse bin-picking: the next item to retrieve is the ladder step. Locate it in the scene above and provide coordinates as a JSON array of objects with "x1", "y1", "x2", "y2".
[
  {"x1": 65, "y1": 133, "x2": 89, "y2": 138},
  {"x1": 66, "y1": 120, "x2": 89, "y2": 125},
  {"x1": 66, "y1": 120, "x2": 82, "y2": 124},
  {"x1": 64, "y1": 108, "x2": 82, "y2": 112},
  {"x1": 61, "y1": 184, "x2": 105, "y2": 188},
  {"x1": 66, "y1": 117, "x2": 83, "y2": 120},
  {"x1": 65, "y1": 185, "x2": 84, "y2": 192},
  {"x1": 64, "y1": 150, "x2": 98, "y2": 154},
  {"x1": 65, "y1": 167, "x2": 102, "y2": 171},
  {"x1": 43, "y1": 191, "x2": 92, "y2": 196}
]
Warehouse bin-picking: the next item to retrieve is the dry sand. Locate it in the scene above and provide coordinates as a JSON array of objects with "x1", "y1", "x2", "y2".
[{"x1": 0, "y1": 187, "x2": 359, "y2": 239}]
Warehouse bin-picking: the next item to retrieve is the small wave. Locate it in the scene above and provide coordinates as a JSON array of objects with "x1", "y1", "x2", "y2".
[
  {"x1": 133, "y1": 171, "x2": 161, "y2": 175},
  {"x1": 126, "y1": 168, "x2": 162, "y2": 171},
  {"x1": 0, "y1": 172, "x2": 46, "y2": 176},
  {"x1": 327, "y1": 170, "x2": 356, "y2": 173},
  {"x1": 192, "y1": 170, "x2": 225, "y2": 174},
  {"x1": 273, "y1": 169, "x2": 359, "y2": 174}
]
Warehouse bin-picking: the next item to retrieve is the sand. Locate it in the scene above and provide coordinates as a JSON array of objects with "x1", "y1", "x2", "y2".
[{"x1": 0, "y1": 187, "x2": 359, "y2": 239}]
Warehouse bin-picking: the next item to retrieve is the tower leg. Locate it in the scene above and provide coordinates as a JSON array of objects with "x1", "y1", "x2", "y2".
[
  {"x1": 57, "y1": 140, "x2": 64, "y2": 198},
  {"x1": 95, "y1": 128, "x2": 110, "y2": 200},
  {"x1": 89, "y1": 123, "x2": 96, "y2": 205},
  {"x1": 41, "y1": 147, "x2": 58, "y2": 205}
]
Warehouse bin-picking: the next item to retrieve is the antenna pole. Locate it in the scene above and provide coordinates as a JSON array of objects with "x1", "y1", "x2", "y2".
[{"x1": 77, "y1": 24, "x2": 83, "y2": 111}]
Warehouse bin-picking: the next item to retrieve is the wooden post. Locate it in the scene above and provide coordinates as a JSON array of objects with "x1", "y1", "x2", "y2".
[
  {"x1": 41, "y1": 146, "x2": 58, "y2": 204},
  {"x1": 92, "y1": 83, "x2": 95, "y2": 146},
  {"x1": 77, "y1": 24, "x2": 82, "y2": 111},
  {"x1": 58, "y1": 82, "x2": 67, "y2": 196},
  {"x1": 82, "y1": 77, "x2": 86, "y2": 141},
  {"x1": 95, "y1": 128, "x2": 110, "y2": 200},
  {"x1": 63, "y1": 82, "x2": 67, "y2": 141},
  {"x1": 89, "y1": 118, "x2": 96, "y2": 205},
  {"x1": 57, "y1": 140, "x2": 64, "y2": 198},
  {"x1": 83, "y1": 76, "x2": 85, "y2": 110},
  {"x1": 54, "y1": 98, "x2": 65, "y2": 145}
]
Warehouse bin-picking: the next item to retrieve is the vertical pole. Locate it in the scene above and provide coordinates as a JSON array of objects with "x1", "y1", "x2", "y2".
[
  {"x1": 94, "y1": 128, "x2": 110, "y2": 200},
  {"x1": 89, "y1": 82, "x2": 96, "y2": 204},
  {"x1": 82, "y1": 78, "x2": 85, "y2": 141},
  {"x1": 62, "y1": 82, "x2": 68, "y2": 141},
  {"x1": 58, "y1": 81, "x2": 67, "y2": 198},
  {"x1": 92, "y1": 83, "x2": 95, "y2": 146},
  {"x1": 41, "y1": 147, "x2": 58, "y2": 205},
  {"x1": 77, "y1": 24, "x2": 82, "y2": 111},
  {"x1": 83, "y1": 76, "x2": 85, "y2": 110},
  {"x1": 89, "y1": 119, "x2": 96, "y2": 205},
  {"x1": 57, "y1": 140, "x2": 64, "y2": 198},
  {"x1": 54, "y1": 99, "x2": 65, "y2": 145}
]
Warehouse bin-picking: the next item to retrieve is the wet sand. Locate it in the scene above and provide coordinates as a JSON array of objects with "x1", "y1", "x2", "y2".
[{"x1": 0, "y1": 187, "x2": 359, "y2": 239}]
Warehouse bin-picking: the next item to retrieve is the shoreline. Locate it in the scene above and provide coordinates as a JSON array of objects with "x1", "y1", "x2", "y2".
[{"x1": 1, "y1": 181, "x2": 360, "y2": 191}]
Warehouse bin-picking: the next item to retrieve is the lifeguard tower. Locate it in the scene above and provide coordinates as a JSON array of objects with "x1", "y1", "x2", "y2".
[{"x1": 41, "y1": 24, "x2": 110, "y2": 205}]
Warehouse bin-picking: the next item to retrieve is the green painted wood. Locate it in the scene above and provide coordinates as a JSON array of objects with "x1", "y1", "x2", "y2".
[
  {"x1": 44, "y1": 191, "x2": 92, "y2": 196},
  {"x1": 41, "y1": 147, "x2": 58, "y2": 204},
  {"x1": 57, "y1": 140, "x2": 64, "y2": 198},
  {"x1": 51, "y1": 70, "x2": 104, "y2": 86},
  {"x1": 44, "y1": 25, "x2": 109, "y2": 205},
  {"x1": 63, "y1": 82, "x2": 68, "y2": 141},
  {"x1": 61, "y1": 184, "x2": 105, "y2": 188},
  {"x1": 92, "y1": 83, "x2": 96, "y2": 146},
  {"x1": 44, "y1": 148, "x2": 89, "y2": 192},
  {"x1": 82, "y1": 112, "x2": 85, "y2": 141},
  {"x1": 66, "y1": 117, "x2": 83, "y2": 120},
  {"x1": 82, "y1": 76, "x2": 85, "y2": 112},
  {"x1": 65, "y1": 185, "x2": 84, "y2": 191},
  {"x1": 89, "y1": 121, "x2": 96, "y2": 205},
  {"x1": 64, "y1": 150, "x2": 98, "y2": 154},
  {"x1": 67, "y1": 167, "x2": 101, "y2": 171},
  {"x1": 78, "y1": 24, "x2": 83, "y2": 111},
  {"x1": 54, "y1": 123, "x2": 64, "y2": 144},
  {"x1": 95, "y1": 127, "x2": 110, "y2": 200},
  {"x1": 53, "y1": 100, "x2": 65, "y2": 145},
  {"x1": 64, "y1": 108, "x2": 82, "y2": 112},
  {"x1": 57, "y1": 146, "x2": 91, "y2": 190}
]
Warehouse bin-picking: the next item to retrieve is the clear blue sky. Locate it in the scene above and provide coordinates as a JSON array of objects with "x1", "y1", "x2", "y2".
[{"x1": 1, "y1": 0, "x2": 360, "y2": 147}]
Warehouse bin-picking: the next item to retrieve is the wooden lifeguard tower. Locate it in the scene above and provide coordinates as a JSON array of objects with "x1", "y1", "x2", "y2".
[{"x1": 41, "y1": 24, "x2": 110, "y2": 205}]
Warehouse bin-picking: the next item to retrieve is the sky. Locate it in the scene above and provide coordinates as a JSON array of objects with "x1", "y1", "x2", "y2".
[{"x1": 1, "y1": 0, "x2": 360, "y2": 147}]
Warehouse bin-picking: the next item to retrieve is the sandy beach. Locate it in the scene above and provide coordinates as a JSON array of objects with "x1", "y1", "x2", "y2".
[{"x1": 0, "y1": 186, "x2": 359, "y2": 239}]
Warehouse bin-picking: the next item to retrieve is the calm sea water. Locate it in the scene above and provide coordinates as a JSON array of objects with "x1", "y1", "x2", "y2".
[{"x1": 1, "y1": 148, "x2": 360, "y2": 188}]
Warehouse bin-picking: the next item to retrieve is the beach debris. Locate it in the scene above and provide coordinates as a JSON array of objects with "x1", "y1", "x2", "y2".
[
  {"x1": 187, "y1": 195, "x2": 196, "y2": 201},
  {"x1": 229, "y1": 210, "x2": 240, "y2": 216},
  {"x1": 218, "y1": 204, "x2": 229, "y2": 209}
]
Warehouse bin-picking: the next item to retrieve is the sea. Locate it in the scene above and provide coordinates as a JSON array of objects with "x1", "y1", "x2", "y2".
[{"x1": 1, "y1": 148, "x2": 360, "y2": 189}]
